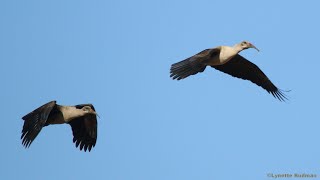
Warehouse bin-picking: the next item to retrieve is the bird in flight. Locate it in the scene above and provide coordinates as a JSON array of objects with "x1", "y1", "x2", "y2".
[
  {"x1": 170, "y1": 41, "x2": 288, "y2": 101},
  {"x1": 21, "y1": 101, "x2": 98, "y2": 152}
]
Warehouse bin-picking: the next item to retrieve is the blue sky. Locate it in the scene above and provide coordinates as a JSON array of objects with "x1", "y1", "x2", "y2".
[{"x1": 1, "y1": 0, "x2": 319, "y2": 179}]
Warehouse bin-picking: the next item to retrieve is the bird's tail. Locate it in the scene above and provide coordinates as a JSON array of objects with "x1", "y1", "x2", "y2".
[{"x1": 170, "y1": 59, "x2": 206, "y2": 80}]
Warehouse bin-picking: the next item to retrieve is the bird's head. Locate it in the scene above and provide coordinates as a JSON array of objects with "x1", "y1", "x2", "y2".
[
  {"x1": 82, "y1": 106, "x2": 97, "y2": 115},
  {"x1": 240, "y1": 41, "x2": 259, "y2": 52}
]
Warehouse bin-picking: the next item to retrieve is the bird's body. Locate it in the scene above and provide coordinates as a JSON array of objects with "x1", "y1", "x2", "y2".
[
  {"x1": 206, "y1": 46, "x2": 240, "y2": 66},
  {"x1": 21, "y1": 101, "x2": 98, "y2": 152},
  {"x1": 47, "y1": 106, "x2": 85, "y2": 124},
  {"x1": 170, "y1": 41, "x2": 287, "y2": 101}
]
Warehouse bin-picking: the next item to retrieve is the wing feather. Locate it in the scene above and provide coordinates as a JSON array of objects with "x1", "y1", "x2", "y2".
[
  {"x1": 21, "y1": 101, "x2": 57, "y2": 147},
  {"x1": 212, "y1": 55, "x2": 287, "y2": 101},
  {"x1": 69, "y1": 104, "x2": 97, "y2": 152},
  {"x1": 170, "y1": 48, "x2": 220, "y2": 80}
]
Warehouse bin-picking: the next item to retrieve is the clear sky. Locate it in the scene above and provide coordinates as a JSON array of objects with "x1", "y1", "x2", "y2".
[{"x1": 1, "y1": 0, "x2": 319, "y2": 180}]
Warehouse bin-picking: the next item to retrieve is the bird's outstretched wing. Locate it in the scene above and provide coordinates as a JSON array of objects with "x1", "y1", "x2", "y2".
[
  {"x1": 212, "y1": 55, "x2": 287, "y2": 101},
  {"x1": 170, "y1": 48, "x2": 220, "y2": 80},
  {"x1": 21, "y1": 101, "x2": 57, "y2": 147},
  {"x1": 69, "y1": 104, "x2": 97, "y2": 152}
]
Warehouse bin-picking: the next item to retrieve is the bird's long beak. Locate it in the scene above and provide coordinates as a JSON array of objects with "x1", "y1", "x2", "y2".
[{"x1": 250, "y1": 44, "x2": 260, "y2": 52}]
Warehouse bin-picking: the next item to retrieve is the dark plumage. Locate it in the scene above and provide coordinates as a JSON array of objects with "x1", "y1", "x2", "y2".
[
  {"x1": 212, "y1": 55, "x2": 287, "y2": 101},
  {"x1": 170, "y1": 49, "x2": 219, "y2": 80},
  {"x1": 170, "y1": 41, "x2": 288, "y2": 101},
  {"x1": 21, "y1": 101, "x2": 98, "y2": 152}
]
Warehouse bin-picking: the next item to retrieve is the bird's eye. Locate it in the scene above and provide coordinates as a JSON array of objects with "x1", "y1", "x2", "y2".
[{"x1": 241, "y1": 42, "x2": 248, "y2": 46}]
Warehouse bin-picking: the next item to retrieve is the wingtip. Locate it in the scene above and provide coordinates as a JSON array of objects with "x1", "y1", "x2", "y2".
[{"x1": 271, "y1": 89, "x2": 289, "y2": 102}]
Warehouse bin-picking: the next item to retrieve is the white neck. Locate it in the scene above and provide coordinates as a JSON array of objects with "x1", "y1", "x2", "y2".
[
  {"x1": 59, "y1": 106, "x2": 85, "y2": 122},
  {"x1": 233, "y1": 43, "x2": 244, "y2": 53}
]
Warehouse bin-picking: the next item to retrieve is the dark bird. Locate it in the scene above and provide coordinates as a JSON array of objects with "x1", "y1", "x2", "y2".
[
  {"x1": 170, "y1": 41, "x2": 287, "y2": 101},
  {"x1": 21, "y1": 101, "x2": 98, "y2": 152}
]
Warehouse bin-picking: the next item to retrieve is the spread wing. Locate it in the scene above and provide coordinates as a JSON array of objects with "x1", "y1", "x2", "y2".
[
  {"x1": 170, "y1": 48, "x2": 220, "y2": 80},
  {"x1": 21, "y1": 101, "x2": 57, "y2": 147},
  {"x1": 69, "y1": 104, "x2": 97, "y2": 152},
  {"x1": 212, "y1": 55, "x2": 287, "y2": 101}
]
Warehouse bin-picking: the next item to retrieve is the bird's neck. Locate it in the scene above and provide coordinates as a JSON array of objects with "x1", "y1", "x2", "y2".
[
  {"x1": 59, "y1": 106, "x2": 85, "y2": 122},
  {"x1": 233, "y1": 44, "x2": 244, "y2": 53}
]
